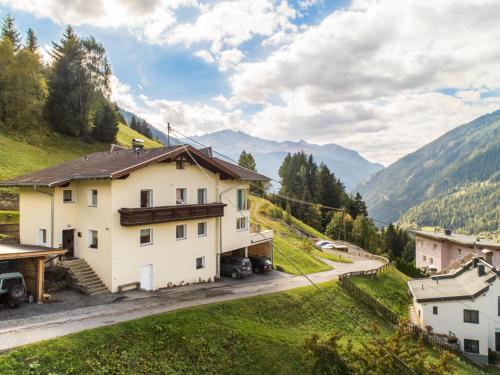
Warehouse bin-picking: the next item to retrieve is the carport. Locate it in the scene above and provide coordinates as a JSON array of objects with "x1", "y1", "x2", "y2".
[
  {"x1": 247, "y1": 238, "x2": 273, "y2": 263},
  {"x1": 0, "y1": 242, "x2": 66, "y2": 303}
]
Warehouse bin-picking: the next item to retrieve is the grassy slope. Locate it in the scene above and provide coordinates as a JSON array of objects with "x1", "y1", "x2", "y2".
[
  {"x1": 0, "y1": 210, "x2": 18, "y2": 224},
  {"x1": 250, "y1": 196, "x2": 351, "y2": 275},
  {"x1": 0, "y1": 280, "x2": 476, "y2": 375},
  {"x1": 0, "y1": 123, "x2": 162, "y2": 181},
  {"x1": 349, "y1": 265, "x2": 411, "y2": 317}
]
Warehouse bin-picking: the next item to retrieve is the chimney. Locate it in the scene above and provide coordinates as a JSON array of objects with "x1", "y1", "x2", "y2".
[
  {"x1": 478, "y1": 264, "x2": 485, "y2": 277},
  {"x1": 444, "y1": 229, "x2": 451, "y2": 236},
  {"x1": 132, "y1": 138, "x2": 144, "y2": 153},
  {"x1": 482, "y1": 250, "x2": 494, "y2": 265}
]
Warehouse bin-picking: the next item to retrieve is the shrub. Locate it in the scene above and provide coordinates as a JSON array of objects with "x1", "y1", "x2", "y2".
[{"x1": 395, "y1": 258, "x2": 426, "y2": 278}]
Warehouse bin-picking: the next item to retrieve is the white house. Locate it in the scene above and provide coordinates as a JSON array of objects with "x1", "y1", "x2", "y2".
[
  {"x1": 408, "y1": 257, "x2": 500, "y2": 364},
  {"x1": 0, "y1": 144, "x2": 273, "y2": 294},
  {"x1": 414, "y1": 229, "x2": 500, "y2": 272}
]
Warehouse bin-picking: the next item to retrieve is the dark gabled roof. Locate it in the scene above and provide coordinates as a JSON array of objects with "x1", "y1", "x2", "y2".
[
  {"x1": 414, "y1": 230, "x2": 500, "y2": 249},
  {"x1": 213, "y1": 157, "x2": 270, "y2": 182},
  {"x1": 0, "y1": 144, "x2": 270, "y2": 187}
]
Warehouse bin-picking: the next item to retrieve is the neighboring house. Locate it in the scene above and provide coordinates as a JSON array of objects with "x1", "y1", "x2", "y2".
[
  {"x1": 0, "y1": 144, "x2": 273, "y2": 293},
  {"x1": 408, "y1": 258, "x2": 500, "y2": 364},
  {"x1": 414, "y1": 230, "x2": 500, "y2": 272}
]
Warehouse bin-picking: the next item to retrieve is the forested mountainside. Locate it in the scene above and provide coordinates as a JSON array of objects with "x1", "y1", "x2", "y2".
[
  {"x1": 357, "y1": 110, "x2": 500, "y2": 233},
  {"x1": 398, "y1": 181, "x2": 499, "y2": 234}
]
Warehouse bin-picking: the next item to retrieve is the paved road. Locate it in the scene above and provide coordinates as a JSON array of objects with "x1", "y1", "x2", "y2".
[{"x1": 0, "y1": 256, "x2": 381, "y2": 352}]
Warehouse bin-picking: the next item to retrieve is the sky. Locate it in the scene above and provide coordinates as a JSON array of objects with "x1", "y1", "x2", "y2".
[{"x1": 1, "y1": 0, "x2": 500, "y2": 166}]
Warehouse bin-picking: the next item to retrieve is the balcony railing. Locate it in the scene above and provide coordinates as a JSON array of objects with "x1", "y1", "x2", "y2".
[{"x1": 119, "y1": 202, "x2": 226, "y2": 226}]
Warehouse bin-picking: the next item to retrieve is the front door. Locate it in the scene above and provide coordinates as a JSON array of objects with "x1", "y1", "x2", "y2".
[
  {"x1": 496, "y1": 332, "x2": 500, "y2": 352},
  {"x1": 62, "y1": 229, "x2": 75, "y2": 258},
  {"x1": 140, "y1": 264, "x2": 153, "y2": 291}
]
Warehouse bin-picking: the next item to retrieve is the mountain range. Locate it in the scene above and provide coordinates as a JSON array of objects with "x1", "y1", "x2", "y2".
[
  {"x1": 119, "y1": 108, "x2": 383, "y2": 190},
  {"x1": 356, "y1": 109, "x2": 500, "y2": 233}
]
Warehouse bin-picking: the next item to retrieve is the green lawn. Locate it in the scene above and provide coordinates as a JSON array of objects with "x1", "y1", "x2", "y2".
[
  {"x1": 0, "y1": 123, "x2": 161, "y2": 182},
  {"x1": 311, "y1": 247, "x2": 352, "y2": 263},
  {"x1": 250, "y1": 196, "x2": 347, "y2": 274},
  {"x1": 0, "y1": 281, "x2": 477, "y2": 375},
  {"x1": 273, "y1": 236, "x2": 332, "y2": 274},
  {"x1": 115, "y1": 123, "x2": 163, "y2": 149},
  {"x1": 349, "y1": 265, "x2": 411, "y2": 317},
  {"x1": 0, "y1": 210, "x2": 18, "y2": 224}
]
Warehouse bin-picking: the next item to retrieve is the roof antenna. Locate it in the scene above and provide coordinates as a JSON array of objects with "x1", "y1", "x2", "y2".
[{"x1": 167, "y1": 122, "x2": 171, "y2": 148}]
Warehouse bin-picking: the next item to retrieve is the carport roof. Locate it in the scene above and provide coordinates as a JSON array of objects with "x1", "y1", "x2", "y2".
[{"x1": 0, "y1": 242, "x2": 66, "y2": 260}]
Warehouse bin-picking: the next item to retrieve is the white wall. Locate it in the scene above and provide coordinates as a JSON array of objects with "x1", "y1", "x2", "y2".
[
  {"x1": 18, "y1": 160, "x2": 266, "y2": 293},
  {"x1": 109, "y1": 162, "x2": 221, "y2": 292},
  {"x1": 219, "y1": 180, "x2": 251, "y2": 252},
  {"x1": 19, "y1": 187, "x2": 52, "y2": 246},
  {"x1": 414, "y1": 277, "x2": 500, "y2": 359}
]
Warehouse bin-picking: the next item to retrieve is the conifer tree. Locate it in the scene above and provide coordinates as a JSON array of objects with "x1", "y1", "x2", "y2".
[
  {"x1": 1, "y1": 14, "x2": 21, "y2": 51},
  {"x1": 92, "y1": 99, "x2": 118, "y2": 142},
  {"x1": 46, "y1": 25, "x2": 111, "y2": 138},
  {"x1": 25, "y1": 28, "x2": 39, "y2": 54}
]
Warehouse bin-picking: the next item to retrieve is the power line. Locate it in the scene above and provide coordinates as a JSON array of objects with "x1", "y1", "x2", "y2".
[
  {"x1": 184, "y1": 148, "x2": 417, "y2": 375},
  {"x1": 169, "y1": 125, "x2": 391, "y2": 226}
]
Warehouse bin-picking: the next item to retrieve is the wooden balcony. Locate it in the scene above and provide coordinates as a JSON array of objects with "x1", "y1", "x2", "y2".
[{"x1": 119, "y1": 203, "x2": 226, "y2": 226}]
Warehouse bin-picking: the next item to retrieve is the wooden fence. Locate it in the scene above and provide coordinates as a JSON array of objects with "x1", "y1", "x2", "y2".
[{"x1": 339, "y1": 265, "x2": 486, "y2": 371}]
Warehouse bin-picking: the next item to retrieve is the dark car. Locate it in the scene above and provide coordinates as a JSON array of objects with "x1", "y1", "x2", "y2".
[
  {"x1": 249, "y1": 256, "x2": 273, "y2": 273},
  {"x1": 220, "y1": 256, "x2": 253, "y2": 279}
]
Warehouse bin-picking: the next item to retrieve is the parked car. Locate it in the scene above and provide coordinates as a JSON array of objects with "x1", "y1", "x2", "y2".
[
  {"x1": 249, "y1": 256, "x2": 273, "y2": 273},
  {"x1": 321, "y1": 242, "x2": 348, "y2": 252},
  {"x1": 0, "y1": 272, "x2": 27, "y2": 306},
  {"x1": 220, "y1": 256, "x2": 253, "y2": 279},
  {"x1": 315, "y1": 240, "x2": 331, "y2": 248}
]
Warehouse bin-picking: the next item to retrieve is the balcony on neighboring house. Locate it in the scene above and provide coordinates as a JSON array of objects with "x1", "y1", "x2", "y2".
[{"x1": 119, "y1": 203, "x2": 226, "y2": 226}]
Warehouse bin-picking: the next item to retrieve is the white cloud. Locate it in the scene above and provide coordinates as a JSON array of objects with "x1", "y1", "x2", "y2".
[
  {"x1": 194, "y1": 49, "x2": 215, "y2": 64},
  {"x1": 218, "y1": 49, "x2": 244, "y2": 71},
  {"x1": 0, "y1": 0, "x2": 196, "y2": 42},
  {"x1": 224, "y1": 0, "x2": 500, "y2": 163}
]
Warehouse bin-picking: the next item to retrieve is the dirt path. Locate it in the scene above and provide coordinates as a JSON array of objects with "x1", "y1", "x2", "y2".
[{"x1": 0, "y1": 255, "x2": 381, "y2": 352}]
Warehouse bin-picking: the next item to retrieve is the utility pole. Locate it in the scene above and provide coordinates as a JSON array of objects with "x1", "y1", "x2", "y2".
[{"x1": 167, "y1": 122, "x2": 171, "y2": 147}]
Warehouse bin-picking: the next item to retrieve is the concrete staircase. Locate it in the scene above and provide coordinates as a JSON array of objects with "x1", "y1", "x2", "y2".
[{"x1": 58, "y1": 258, "x2": 108, "y2": 295}]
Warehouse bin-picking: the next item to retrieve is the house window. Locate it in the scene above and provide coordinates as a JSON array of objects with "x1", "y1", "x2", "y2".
[
  {"x1": 140, "y1": 228, "x2": 152, "y2": 245},
  {"x1": 38, "y1": 229, "x2": 47, "y2": 245},
  {"x1": 433, "y1": 243, "x2": 437, "y2": 251},
  {"x1": 176, "y1": 224, "x2": 187, "y2": 240},
  {"x1": 423, "y1": 255, "x2": 427, "y2": 262},
  {"x1": 464, "y1": 309, "x2": 479, "y2": 324},
  {"x1": 197, "y1": 188, "x2": 207, "y2": 204},
  {"x1": 198, "y1": 222, "x2": 207, "y2": 237},
  {"x1": 236, "y1": 217, "x2": 248, "y2": 230},
  {"x1": 463, "y1": 339, "x2": 480, "y2": 354},
  {"x1": 140, "y1": 190, "x2": 153, "y2": 208},
  {"x1": 176, "y1": 161, "x2": 184, "y2": 169},
  {"x1": 88, "y1": 189, "x2": 98, "y2": 207},
  {"x1": 176, "y1": 188, "x2": 187, "y2": 204},
  {"x1": 429, "y1": 257, "x2": 433, "y2": 265},
  {"x1": 237, "y1": 189, "x2": 248, "y2": 210},
  {"x1": 63, "y1": 189, "x2": 73, "y2": 203},
  {"x1": 458, "y1": 248, "x2": 462, "y2": 257},
  {"x1": 196, "y1": 256, "x2": 205, "y2": 269},
  {"x1": 433, "y1": 306, "x2": 438, "y2": 315},
  {"x1": 88, "y1": 230, "x2": 98, "y2": 249}
]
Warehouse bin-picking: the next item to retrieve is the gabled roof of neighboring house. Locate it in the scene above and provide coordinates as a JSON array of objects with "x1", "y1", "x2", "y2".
[
  {"x1": 407, "y1": 259, "x2": 498, "y2": 303},
  {"x1": 0, "y1": 145, "x2": 270, "y2": 187},
  {"x1": 414, "y1": 230, "x2": 500, "y2": 249}
]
